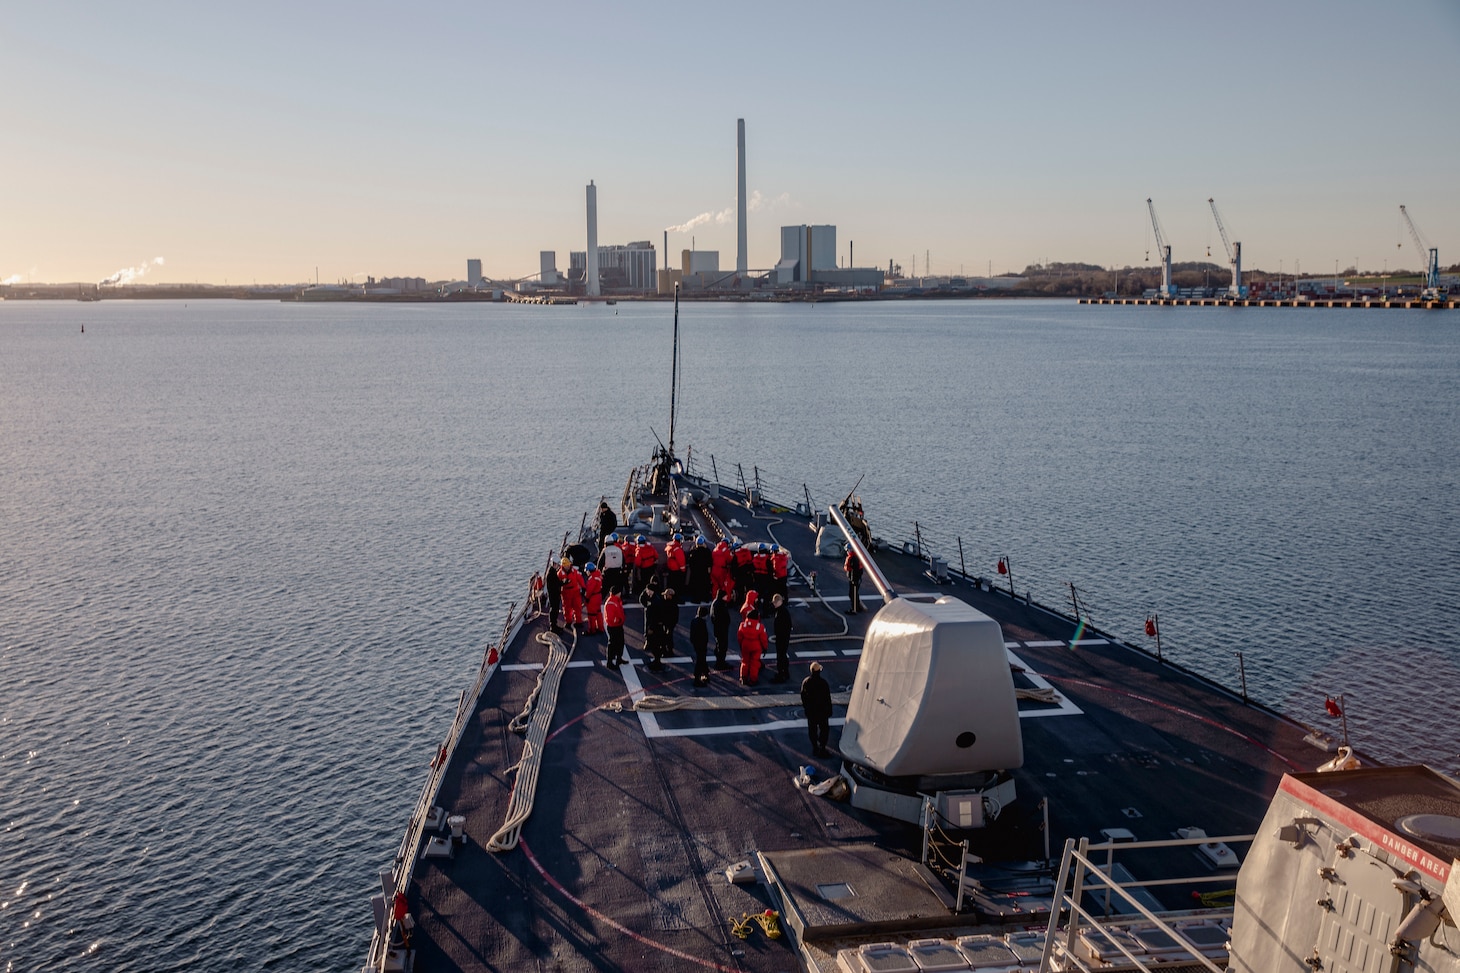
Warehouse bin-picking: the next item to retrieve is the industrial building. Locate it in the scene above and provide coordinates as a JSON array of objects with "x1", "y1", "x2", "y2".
[
  {"x1": 776, "y1": 225, "x2": 838, "y2": 284},
  {"x1": 882, "y1": 275, "x2": 1020, "y2": 295},
  {"x1": 539, "y1": 252, "x2": 561, "y2": 286},
  {"x1": 466, "y1": 259, "x2": 482, "y2": 287},
  {"x1": 570, "y1": 241, "x2": 658, "y2": 294},
  {"x1": 542, "y1": 119, "x2": 888, "y2": 299},
  {"x1": 362, "y1": 276, "x2": 429, "y2": 296},
  {"x1": 773, "y1": 224, "x2": 883, "y2": 292},
  {"x1": 683, "y1": 249, "x2": 719, "y2": 275}
]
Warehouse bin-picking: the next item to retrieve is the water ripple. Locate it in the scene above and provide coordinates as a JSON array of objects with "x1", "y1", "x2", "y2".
[{"x1": 1, "y1": 299, "x2": 1456, "y2": 968}]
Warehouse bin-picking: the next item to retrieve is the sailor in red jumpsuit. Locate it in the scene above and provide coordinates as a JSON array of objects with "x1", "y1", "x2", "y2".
[
  {"x1": 602, "y1": 588, "x2": 626, "y2": 667},
  {"x1": 711, "y1": 539, "x2": 733, "y2": 599},
  {"x1": 633, "y1": 534, "x2": 658, "y2": 595},
  {"x1": 737, "y1": 609, "x2": 768, "y2": 686},
  {"x1": 561, "y1": 561, "x2": 585, "y2": 628},
  {"x1": 771, "y1": 544, "x2": 790, "y2": 602},
  {"x1": 732, "y1": 541, "x2": 754, "y2": 601},
  {"x1": 664, "y1": 534, "x2": 687, "y2": 602},
  {"x1": 845, "y1": 548, "x2": 865, "y2": 614},
  {"x1": 752, "y1": 542, "x2": 772, "y2": 603},
  {"x1": 583, "y1": 563, "x2": 604, "y2": 635}
]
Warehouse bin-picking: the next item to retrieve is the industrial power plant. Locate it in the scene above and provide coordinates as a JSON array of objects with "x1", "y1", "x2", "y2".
[
  {"x1": 93, "y1": 116, "x2": 1441, "y2": 307},
  {"x1": 460, "y1": 118, "x2": 1449, "y2": 308},
  {"x1": 491, "y1": 118, "x2": 995, "y2": 302}
]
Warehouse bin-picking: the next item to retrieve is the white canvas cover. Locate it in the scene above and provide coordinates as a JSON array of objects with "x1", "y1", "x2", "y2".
[{"x1": 839, "y1": 596, "x2": 1022, "y2": 777}]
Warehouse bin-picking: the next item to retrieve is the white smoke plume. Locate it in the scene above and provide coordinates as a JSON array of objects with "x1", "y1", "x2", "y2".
[
  {"x1": 750, "y1": 191, "x2": 791, "y2": 213},
  {"x1": 665, "y1": 191, "x2": 792, "y2": 233},
  {"x1": 1, "y1": 274, "x2": 22, "y2": 285},
  {"x1": 100, "y1": 256, "x2": 165, "y2": 286},
  {"x1": 664, "y1": 207, "x2": 729, "y2": 234}
]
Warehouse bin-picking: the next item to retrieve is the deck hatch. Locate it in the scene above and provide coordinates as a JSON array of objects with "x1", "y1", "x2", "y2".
[
  {"x1": 817, "y1": 882, "x2": 855, "y2": 900},
  {"x1": 1397, "y1": 813, "x2": 1460, "y2": 844}
]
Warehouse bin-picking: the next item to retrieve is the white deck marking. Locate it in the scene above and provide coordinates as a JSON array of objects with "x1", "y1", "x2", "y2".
[
  {"x1": 648, "y1": 717, "x2": 848, "y2": 738},
  {"x1": 1070, "y1": 638, "x2": 1110, "y2": 646},
  {"x1": 795, "y1": 650, "x2": 838, "y2": 658},
  {"x1": 810, "y1": 592, "x2": 941, "y2": 605},
  {"x1": 1007, "y1": 649, "x2": 1084, "y2": 718},
  {"x1": 611, "y1": 646, "x2": 1081, "y2": 740},
  {"x1": 503, "y1": 660, "x2": 599, "y2": 671},
  {"x1": 1024, "y1": 640, "x2": 1066, "y2": 648},
  {"x1": 617, "y1": 656, "x2": 847, "y2": 739},
  {"x1": 1005, "y1": 641, "x2": 1021, "y2": 648},
  {"x1": 843, "y1": 648, "x2": 862, "y2": 657},
  {"x1": 616, "y1": 660, "x2": 664, "y2": 737}
]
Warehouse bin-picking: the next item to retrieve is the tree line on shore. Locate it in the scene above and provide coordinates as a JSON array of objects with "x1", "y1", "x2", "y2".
[{"x1": 1010, "y1": 260, "x2": 1458, "y2": 297}]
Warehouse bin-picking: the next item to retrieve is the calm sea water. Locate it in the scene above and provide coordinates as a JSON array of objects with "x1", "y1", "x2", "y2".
[{"x1": 2, "y1": 298, "x2": 1457, "y2": 969}]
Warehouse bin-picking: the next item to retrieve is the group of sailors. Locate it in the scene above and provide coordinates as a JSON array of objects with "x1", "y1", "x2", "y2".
[
  {"x1": 519, "y1": 501, "x2": 858, "y2": 758},
  {"x1": 530, "y1": 499, "x2": 867, "y2": 700},
  {"x1": 535, "y1": 529, "x2": 807, "y2": 687}
]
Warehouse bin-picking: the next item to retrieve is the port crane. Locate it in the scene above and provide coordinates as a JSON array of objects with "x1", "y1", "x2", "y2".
[
  {"x1": 1145, "y1": 198, "x2": 1177, "y2": 298},
  {"x1": 1207, "y1": 198, "x2": 1247, "y2": 299},
  {"x1": 1399, "y1": 205, "x2": 1446, "y2": 300}
]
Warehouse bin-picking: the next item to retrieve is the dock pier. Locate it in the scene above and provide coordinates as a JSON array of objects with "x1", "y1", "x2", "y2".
[{"x1": 1080, "y1": 296, "x2": 1457, "y2": 310}]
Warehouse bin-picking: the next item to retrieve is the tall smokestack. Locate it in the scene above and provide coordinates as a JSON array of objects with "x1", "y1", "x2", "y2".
[
  {"x1": 586, "y1": 181, "x2": 600, "y2": 297},
  {"x1": 736, "y1": 119, "x2": 748, "y2": 275}
]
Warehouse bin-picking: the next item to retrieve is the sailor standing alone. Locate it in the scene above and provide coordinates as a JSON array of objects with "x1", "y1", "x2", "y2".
[
  {"x1": 844, "y1": 547, "x2": 865, "y2": 615},
  {"x1": 603, "y1": 587, "x2": 626, "y2": 667},
  {"x1": 770, "y1": 593, "x2": 792, "y2": 683},
  {"x1": 800, "y1": 661, "x2": 833, "y2": 758},
  {"x1": 690, "y1": 604, "x2": 711, "y2": 687}
]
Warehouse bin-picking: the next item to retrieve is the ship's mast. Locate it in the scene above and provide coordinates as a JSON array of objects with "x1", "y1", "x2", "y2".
[{"x1": 667, "y1": 282, "x2": 680, "y2": 462}]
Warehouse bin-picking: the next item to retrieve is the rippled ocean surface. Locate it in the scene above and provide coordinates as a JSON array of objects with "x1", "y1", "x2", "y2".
[{"x1": 2, "y1": 298, "x2": 1457, "y2": 969}]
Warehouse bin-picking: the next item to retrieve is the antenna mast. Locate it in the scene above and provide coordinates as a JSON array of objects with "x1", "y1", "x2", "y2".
[{"x1": 667, "y1": 282, "x2": 680, "y2": 460}]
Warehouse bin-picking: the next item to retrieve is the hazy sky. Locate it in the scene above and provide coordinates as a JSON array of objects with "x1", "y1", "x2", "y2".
[{"x1": 4, "y1": 1, "x2": 1457, "y2": 285}]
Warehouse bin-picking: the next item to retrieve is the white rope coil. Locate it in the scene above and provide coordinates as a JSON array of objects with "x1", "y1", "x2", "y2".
[{"x1": 487, "y1": 629, "x2": 575, "y2": 852}]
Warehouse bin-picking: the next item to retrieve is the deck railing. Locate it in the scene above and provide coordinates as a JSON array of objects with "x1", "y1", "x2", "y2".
[
  {"x1": 364, "y1": 577, "x2": 533, "y2": 971},
  {"x1": 679, "y1": 449, "x2": 1328, "y2": 748},
  {"x1": 1037, "y1": 833, "x2": 1251, "y2": 971}
]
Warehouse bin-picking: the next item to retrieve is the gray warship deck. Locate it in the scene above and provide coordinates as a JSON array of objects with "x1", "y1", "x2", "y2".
[{"x1": 401, "y1": 489, "x2": 1327, "y2": 972}]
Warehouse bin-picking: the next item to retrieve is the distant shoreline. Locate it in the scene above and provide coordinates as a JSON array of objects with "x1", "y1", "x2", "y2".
[{"x1": 1, "y1": 289, "x2": 1041, "y2": 304}]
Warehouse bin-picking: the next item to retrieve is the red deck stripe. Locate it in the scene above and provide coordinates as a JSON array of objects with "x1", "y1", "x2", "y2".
[
  {"x1": 519, "y1": 838, "x2": 746, "y2": 972},
  {"x1": 1048, "y1": 676, "x2": 1305, "y2": 771}
]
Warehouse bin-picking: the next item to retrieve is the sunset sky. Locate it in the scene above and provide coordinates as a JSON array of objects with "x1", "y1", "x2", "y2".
[{"x1": 3, "y1": 0, "x2": 1457, "y2": 285}]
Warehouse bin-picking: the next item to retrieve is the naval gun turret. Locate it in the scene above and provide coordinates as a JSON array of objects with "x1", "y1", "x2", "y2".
[{"x1": 827, "y1": 503, "x2": 1023, "y2": 827}]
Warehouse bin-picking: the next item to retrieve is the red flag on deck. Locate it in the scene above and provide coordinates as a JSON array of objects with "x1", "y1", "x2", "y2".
[
  {"x1": 997, "y1": 558, "x2": 1007, "y2": 575},
  {"x1": 1325, "y1": 696, "x2": 1343, "y2": 718},
  {"x1": 1144, "y1": 618, "x2": 1158, "y2": 637}
]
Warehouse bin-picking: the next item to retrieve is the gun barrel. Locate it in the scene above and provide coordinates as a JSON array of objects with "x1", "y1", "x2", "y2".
[{"x1": 827, "y1": 503, "x2": 896, "y2": 605}]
